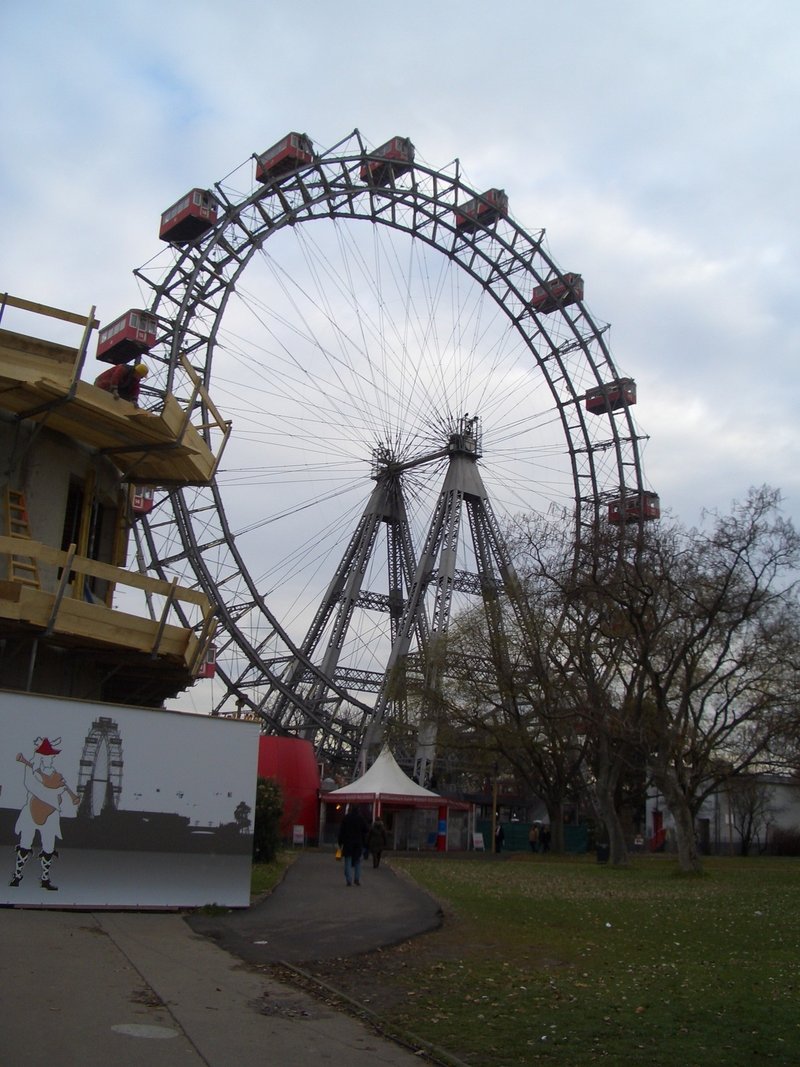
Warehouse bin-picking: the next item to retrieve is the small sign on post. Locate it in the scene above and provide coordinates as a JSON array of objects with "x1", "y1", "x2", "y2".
[
  {"x1": 292, "y1": 825, "x2": 305, "y2": 847},
  {"x1": 472, "y1": 832, "x2": 485, "y2": 851}
]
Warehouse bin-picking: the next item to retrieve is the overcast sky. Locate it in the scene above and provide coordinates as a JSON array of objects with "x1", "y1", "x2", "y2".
[{"x1": 3, "y1": 0, "x2": 798, "y2": 537}]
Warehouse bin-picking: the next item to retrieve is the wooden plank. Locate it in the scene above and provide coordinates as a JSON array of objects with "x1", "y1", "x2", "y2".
[
  {"x1": 187, "y1": 607, "x2": 218, "y2": 673},
  {"x1": 53, "y1": 598, "x2": 191, "y2": 658},
  {"x1": 0, "y1": 330, "x2": 78, "y2": 366},
  {"x1": 0, "y1": 584, "x2": 192, "y2": 661},
  {"x1": 177, "y1": 356, "x2": 228, "y2": 430},
  {"x1": 1, "y1": 295, "x2": 99, "y2": 330},
  {"x1": 0, "y1": 535, "x2": 210, "y2": 608},
  {"x1": 0, "y1": 337, "x2": 222, "y2": 485},
  {"x1": 0, "y1": 580, "x2": 23, "y2": 602}
]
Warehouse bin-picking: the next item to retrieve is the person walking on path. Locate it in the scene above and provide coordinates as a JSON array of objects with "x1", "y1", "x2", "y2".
[
  {"x1": 338, "y1": 806, "x2": 368, "y2": 886},
  {"x1": 494, "y1": 823, "x2": 505, "y2": 853},
  {"x1": 367, "y1": 817, "x2": 388, "y2": 868}
]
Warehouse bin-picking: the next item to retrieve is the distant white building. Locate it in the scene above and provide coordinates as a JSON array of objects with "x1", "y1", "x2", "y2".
[{"x1": 645, "y1": 774, "x2": 800, "y2": 855}]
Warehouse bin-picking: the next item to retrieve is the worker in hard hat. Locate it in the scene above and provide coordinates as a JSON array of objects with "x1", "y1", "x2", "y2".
[{"x1": 94, "y1": 362, "x2": 149, "y2": 406}]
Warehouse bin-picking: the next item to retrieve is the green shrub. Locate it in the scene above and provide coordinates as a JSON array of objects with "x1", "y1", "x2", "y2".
[{"x1": 252, "y1": 776, "x2": 283, "y2": 863}]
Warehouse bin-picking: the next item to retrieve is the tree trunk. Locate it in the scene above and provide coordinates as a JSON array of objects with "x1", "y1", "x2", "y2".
[
  {"x1": 545, "y1": 800, "x2": 565, "y2": 853},
  {"x1": 586, "y1": 775, "x2": 629, "y2": 865},
  {"x1": 605, "y1": 801, "x2": 629, "y2": 866},
  {"x1": 590, "y1": 737, "x2": 630, "y2": 867},
  {"x1": 656, "y1": 768, "x2": 703, "y2": 874}
]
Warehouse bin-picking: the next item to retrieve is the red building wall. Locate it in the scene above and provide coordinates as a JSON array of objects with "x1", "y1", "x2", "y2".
[{"x1": 257, "y1": 736, "x2": 320, "y2": 842}]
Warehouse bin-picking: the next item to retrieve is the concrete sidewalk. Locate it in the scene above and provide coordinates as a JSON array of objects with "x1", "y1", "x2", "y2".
[{"x1": 0, "y1": 852, "x2": 442, "y2": 1066}]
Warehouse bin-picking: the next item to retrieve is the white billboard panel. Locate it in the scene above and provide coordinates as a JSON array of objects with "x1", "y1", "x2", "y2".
[{"x1": 0, "y1": 691, "x2": 260, "y2": 908}]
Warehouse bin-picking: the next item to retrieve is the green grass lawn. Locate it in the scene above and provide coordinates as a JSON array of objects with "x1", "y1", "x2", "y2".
[
  {"x1": 378, "y1": 854, "x2": 800, "y2": 1066},
  {"x1": 251, "y1": 849, "x2": 298, "y2": 898}
]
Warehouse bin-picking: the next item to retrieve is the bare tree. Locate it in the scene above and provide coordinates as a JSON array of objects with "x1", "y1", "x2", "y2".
[
  {"x1": 440, "y1": 598, "x2": 589, "y2": 854},
  {"x1": 513, "y1": 514, "x2": 655, "y2": 867},
  {"x1": 571, "y1": 487, "x2": 800, "y2": 873},
  {"x1": 726, "y1": 774, "x2": 777, "y2": 856},
  {"x1": 431, "y1": 488, "x2": 800, "y2": 875}
]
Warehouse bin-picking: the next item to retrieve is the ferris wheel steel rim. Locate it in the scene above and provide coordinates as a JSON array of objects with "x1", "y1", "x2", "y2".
[{"x1": 132, "y1": 130, "x2": 648, "y2": 758}]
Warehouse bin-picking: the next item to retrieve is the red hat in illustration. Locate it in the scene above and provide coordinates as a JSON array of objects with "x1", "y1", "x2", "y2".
[{"x1": 34, "y1": 737, "x2": 61, "y2": 756}]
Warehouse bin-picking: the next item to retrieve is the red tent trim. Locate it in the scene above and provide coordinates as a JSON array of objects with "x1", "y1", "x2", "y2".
[{"x1": 322, "y1": 790, "x2": 470, "y2": 810}]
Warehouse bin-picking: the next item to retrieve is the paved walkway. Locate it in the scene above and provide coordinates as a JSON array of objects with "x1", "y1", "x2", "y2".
[
  {"x1": 186, "y1": 849, "x2": 442, "y2": 964},
  {"x1": 0, "y1": 851, "x2": 443, "y2": 1066}
]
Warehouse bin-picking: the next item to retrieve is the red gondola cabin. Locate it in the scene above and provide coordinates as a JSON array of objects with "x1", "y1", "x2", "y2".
[
  {"x1": 585, "y1": 378, "x2": 637, "y2": 415},
  {"x1": 96, "y1": 310, "x2": 158, "y2": 365},
  {"x1": 608, "y1": 491, "x2": 661, "y2": 524},
  {"x1": 159, "y1": 188, "x2": 218, "y2": 244},
  {"x1": 360, "y1": 136, "x2": 415, "y2": 186},
  {"x1": 131, "y1": 486, "x2": 155, "y2": 516},
  {"x1": 255, "y1": 133, "x2": 315, "y2": 183},
  {"x1": 198, "y1": 642, "x2": 217, "y2": 679},
  {"x1": 530, "y1": 273, "x2": 584, "y2": 314},
  {"x1": 454, "y1": 188, "x2": 509, "y2": 234}
]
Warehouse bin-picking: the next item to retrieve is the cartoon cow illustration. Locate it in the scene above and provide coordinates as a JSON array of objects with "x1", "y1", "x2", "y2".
[{"x1": 9, "y1": 737, "x2": 79, "y2": 891}]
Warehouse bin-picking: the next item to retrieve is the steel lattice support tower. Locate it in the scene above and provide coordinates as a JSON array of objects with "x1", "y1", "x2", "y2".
[
  {"x1": 271, "y1": 462, "x2": 428, "y2": 743},
  {"x1": 358, "y1": 417, "x2": 535, "y2": 784}
]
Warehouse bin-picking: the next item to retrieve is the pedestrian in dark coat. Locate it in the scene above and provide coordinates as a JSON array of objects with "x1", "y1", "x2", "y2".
[
  {"x1": 367, "y1": 818, "x2": 388, "y2": 868},
  {"x1": 495, "y1": 823, "x2": 505, "y2": 853},
  {"x1": 338, "y1": 806, "x2": 368, "y2": 886}
]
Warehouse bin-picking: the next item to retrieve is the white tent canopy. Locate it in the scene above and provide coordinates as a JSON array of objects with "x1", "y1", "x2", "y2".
[
  {"x1": 321, "y1": 747, "x2": 473, "y2": 850},
  {"x1": 323, "y1": 747, "x2": 450, "y2": 809}
]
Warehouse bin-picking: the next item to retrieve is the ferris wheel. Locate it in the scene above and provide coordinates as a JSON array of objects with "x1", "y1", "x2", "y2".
[{"x1": 130, "y1": 129, "x2": 655, "y2": 773}]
